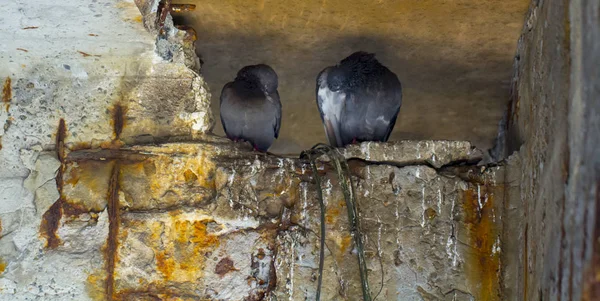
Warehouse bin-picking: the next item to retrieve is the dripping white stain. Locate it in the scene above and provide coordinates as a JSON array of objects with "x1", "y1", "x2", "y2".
[
  {"x1": 477, "y1": 184, "x2": 482, "y2": 210},
  {"x1": 437, "y1": 188, "x2": 443, "y2": 215},
  {"x1": 301, "y1": 182, "x2": 309, "y2": 227},
  {"x1": 492, "y1": 237, "x2": 501, "y2": 254},
  {"x1": 421, "y1": 186, "x2": 426, "y2": 227},
  {"x1": 377, "y1": 216, "x2": 383, "y2": 257}
]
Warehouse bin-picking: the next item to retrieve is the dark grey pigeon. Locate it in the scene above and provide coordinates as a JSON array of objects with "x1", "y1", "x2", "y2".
[
  {"x1": 316, "y1": 51, "x2": 402, "y2": 147},
  {"x1": 220, "y1": 64, "x2": 282, "y2": 152}
]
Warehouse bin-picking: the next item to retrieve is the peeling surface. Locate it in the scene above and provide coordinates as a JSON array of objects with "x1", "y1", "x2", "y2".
[{"x1": 0, "y1": 0, "x2": 523, "y2": 299}]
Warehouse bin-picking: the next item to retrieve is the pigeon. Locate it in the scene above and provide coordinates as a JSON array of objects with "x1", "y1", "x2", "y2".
[
  {"x1": 220, "y1": 64, "x2": 282, "y2": 152},
  {"x1": 316, "y1": 51, "x2": 402, "y2": 147}
]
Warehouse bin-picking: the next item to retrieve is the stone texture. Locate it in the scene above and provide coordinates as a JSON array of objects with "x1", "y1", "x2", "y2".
[
  {"x1": 498, "y1": 0, "x2": 600, "y2": 300},
  {"x1": 337, "y1": 140, "x2": 482, "y2": 168},
  {"x1": 46, "y1": 139, "x2": 504, "y2": 300},
  {"x1": 5, "y1": 0, "x2": 597, "y2": 300},
  {"x1": 0, "y1": 0, "x2": 212, "y2": 299}
]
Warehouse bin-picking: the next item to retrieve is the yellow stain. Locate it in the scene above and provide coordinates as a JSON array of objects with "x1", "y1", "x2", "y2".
[
  {"x1": 85, "y1": 270, "x2": 107, "y2": 301},
  {"x1": 462, "y1": 187, "x2": 501, "y2": 301},
  {"x1": 153, "y1": 216, "x2": 219, "y2": 283}
]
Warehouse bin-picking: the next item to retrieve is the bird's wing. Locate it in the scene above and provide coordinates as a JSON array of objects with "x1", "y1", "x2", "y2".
[
  {"x1": 269, "y1": 91, "x2": 282, "y2": 139},
  {"x1": 316, "y1": 68, "x2": 345, "y2": 147},
  {"x1": 362, "y1": 70, "x2": 402, "y2": 142},
  {"x1": 220, "y1": 82, "x2": 244, "y2": 139}
]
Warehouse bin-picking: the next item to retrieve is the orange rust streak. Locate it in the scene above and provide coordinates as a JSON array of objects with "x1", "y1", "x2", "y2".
[
  {"x1": 2, "y1": 77, "x2": 11, "y2": 104},
  {"x1": 77, "y1": 51, "x2": 101, "y2": 57},
  {"x1": 39, "y1": 119, "x2": 67, "y2": 249},
  {"x1": 463, "y1": 187, "x2": 501, "y2": 301},
  {"x1": 325, "y1": 206, "x2": 340, "y2": 224},
  {"x1": 105, "y1": 162, "x2": 121, "y2": 300},
  {"x1": 155, "y1": 218, "x2": 219, "y2": 282},
  {"x1": 339, "y1": 234, "x2": 352, "y2": 254},
  {"x1": 16, "y1": 48, "x2": 28, "y2": 52},
  {"x1": 22, "y1": 26, "x2": 38, "y2": 29},
  {"x1": 110, "y1": 104, "x2": 127, "y2": 140},
  {"x1": 0, "y1": 258, "x2": 5, "y2": 274},
  {"x1": 40, "y1": 201, "x2": 63, "y2": 249},
  {"x1": 56, "y1": 119, "x2": 66, "y2": 162},
  {"x1": 88, "y1": 33, "x2": 99, "y2": 36}
]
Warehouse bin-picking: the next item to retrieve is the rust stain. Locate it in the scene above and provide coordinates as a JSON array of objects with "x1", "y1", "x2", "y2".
[
  {"x1": 194, "y1": 155, "x2": 216, "y2": 190},
  {"x1": 88, "y1": 33, "x2": 99, "y2": 37},
  {"x1": 86, "y1": 271, "x2": 107, "y2": 301},
  {"x1": 325, "y1": 198, "x2": 346, "y2": 225},
  {"x1": 2, "y1": 77, "x2": 11, "y2": 112},
  {"x1": 16, "y1": 48, "x2": 28, "y2": 52},
  {"x1": 110, "y1": 103, "x2": 127, "y2": 140},
  {"x1": 183, "y1": 169, "x2": 198, "y2": 183},
  {"x1": 39, "y1": 119, "x2": 67, "y2": 249},
  {"x1": 69, "y1": 141, "x2": 92, "y2": 151},
  {"x1": 339, "y1": 234, "x2": 352, "y2": 254},
  {"x1": 325, "y1": 206, "x2": 341, "y2": 224},
  {"x1": 77, "y1": 51, "x2": 101, "y2": 58},
  {"x1": 22, "y1": 26, "x2": 38, "y2": 29},
  {"x1": 0, "y1": 258, "x2": 5, "y2": 274},
  {"x1": 215, "y1": 257, "x2": 237, "y2": 277},
  {"x1": 170, "y1": 4, "x2": 196, "y2": 12},
  {"x1": 174, "y1": 25, "x2": 197, "y2": 42},
  {"x1": 256, "y1": 248, "x2": 266, "y2": 260},
  {"x1": 126, "y1": 15, "x2": 143, "y2": 23},
  {"x1": 40, "y1": 201, "x2": 63, "y2": 249},
  {"x1": 105, "y1": 162, "x2": 121, "y2": 300},
  {"x1": 65, "y1": 165, "x2": 81, "y2": 186},
  {"x1": 99, "y1": 140, "x2": 125, "y2": 150},
  {"x1": 56, "y1": 119, "x2": 67, "y2": 162},
  {"x1": 462, "y1": 186, "x2": 501, "y2": 301},
  {"x1": 63, "y1": 160, "x2": 114, "y2": 210},
  {"x1": 425, "y1": 207, "x2": 437, "y2": 220},
  {"x1": 156, "y1": 0, "x2": 171, "y2": 32},
  {"x1": 154, "y1": 218, "x2": 219, "y2": 282}
]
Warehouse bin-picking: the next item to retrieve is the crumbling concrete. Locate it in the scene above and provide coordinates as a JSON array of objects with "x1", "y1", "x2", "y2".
[
  {"x1": 0, "y1": 1, "x2": 509, "y2": 300},
  {"x1": 499, "y1": 0, "x2": 600, "y2": 300},
  {"x1": 2, "y1": 0, "x2": 595, "y2": 300},
  {"x1": 25, "y1": 136, "x2": 502, "y2": 300}
]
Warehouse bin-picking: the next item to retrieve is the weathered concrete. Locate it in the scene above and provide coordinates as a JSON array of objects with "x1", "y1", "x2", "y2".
[
  {"x1": 499, "y1": 0, "x2": 600, "y2": 300},
  {"x1": 32, "y1": 137, "x2": 503, "y2": 300},
  {"x1": 5, "y1": 0, "x2": 598, "y2": 300},
  {"x1": 0, "y1": 1, "x2": 512, "y2": 300},
  {"x1": 0, "y1": 0, "x2": 212, "y2": 300}
]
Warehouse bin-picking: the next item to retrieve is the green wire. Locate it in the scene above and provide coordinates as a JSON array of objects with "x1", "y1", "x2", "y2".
[{"x1": 302, "y1": 144, "x2": 371, "y2": 301}]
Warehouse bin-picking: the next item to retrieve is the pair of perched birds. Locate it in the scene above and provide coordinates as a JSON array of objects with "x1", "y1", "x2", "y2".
[{"x1": 220, "y1": 51, "x2": 403, "y2": 152}]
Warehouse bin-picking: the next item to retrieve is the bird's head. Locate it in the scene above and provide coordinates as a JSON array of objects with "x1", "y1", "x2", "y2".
[{"x1": 237, "y1": 64, "x2": 278, "y2": 94}]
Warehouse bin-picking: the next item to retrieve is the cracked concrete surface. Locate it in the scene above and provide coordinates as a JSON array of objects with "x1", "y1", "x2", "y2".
[{"x1": 1, "y1": 0, "x2": 596, "y2": 300}]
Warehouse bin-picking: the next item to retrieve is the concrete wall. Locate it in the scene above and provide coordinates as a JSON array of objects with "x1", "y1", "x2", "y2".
[
  {"x1": 0, "y1": 0, "x2": 597, "y2": 300},
  {"x1": 0, "y1": 1, "x2": 508, "y2": 300},
  {"x1": 501, "y1": 0, "x2": 600, "y2": 299}
]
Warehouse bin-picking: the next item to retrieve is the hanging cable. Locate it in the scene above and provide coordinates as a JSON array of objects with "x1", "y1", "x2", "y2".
[{"x1": 301, "y1": 144, "x2": 371, "y2": 301}]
